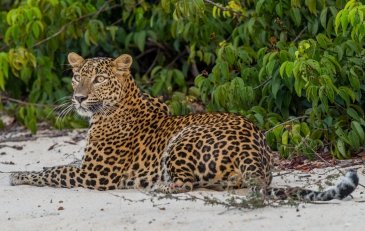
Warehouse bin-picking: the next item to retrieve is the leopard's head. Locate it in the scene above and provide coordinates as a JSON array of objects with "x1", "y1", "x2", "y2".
[{"x1": 68, "y1": 52, "x2": 132, "y2": 117}]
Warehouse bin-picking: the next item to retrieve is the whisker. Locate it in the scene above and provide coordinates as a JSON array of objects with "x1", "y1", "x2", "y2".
[
  {"x1": 56, "y1": 104, "x2": 74, "y2": 126},
  {"x1": 48, "y1": 101, "x2": 71, "y2": 119},
  {"x1": 59, "y1": 105, "x2": 75, "y2": 129},
  {"x1": 54, "y1": 96, "x2": 72, "y2": 104}
]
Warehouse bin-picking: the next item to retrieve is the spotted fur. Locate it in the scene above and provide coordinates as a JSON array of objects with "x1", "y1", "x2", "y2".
[{"x1": 9, "y1": 53, "x2": 358, "y2": 201}]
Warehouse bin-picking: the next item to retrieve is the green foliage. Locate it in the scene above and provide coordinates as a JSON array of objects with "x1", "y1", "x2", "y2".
[{"x1": 0, "y1": 0, "x2": 364, "y2": 159}]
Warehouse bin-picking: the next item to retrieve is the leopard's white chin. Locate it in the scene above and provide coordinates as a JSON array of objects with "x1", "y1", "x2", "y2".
[{"x1": 76, "y1": 107, "x2": 93, "y2": 117}]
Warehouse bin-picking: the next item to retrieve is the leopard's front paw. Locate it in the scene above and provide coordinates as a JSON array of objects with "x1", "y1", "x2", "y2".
[{"x1": 9, "y1": 172, "x2": 29, "y2": 186}]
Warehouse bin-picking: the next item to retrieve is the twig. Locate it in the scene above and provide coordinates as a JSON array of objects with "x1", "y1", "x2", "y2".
[
  {"x1": 111, "y1": 17, "x2": 123, "y2": 26},
  {"x1": 302, "y1": 139, "x2": 365, "y2": 189},
  {"x1": 272, "y1": 170, "x2": 295, "y2": 178},
  {"x1": 135, "y1": 48, "x2": 157, "y2": 59},
  {"x1": 108, "y1": 192, "x2": 147, "y2": 203},
  {"x1": 293, "y1": 26, "x2": 308, "y2": 43},
  {"x1": 265, "y1": 116, "x2": 308, "y2": 134},
  {"x1": 146, "y1": 38, "x2": 167, "y2": 51},
  {"x1": 111, "y1": 0, "x2": 144, "y2": 26},
  {"x1": 167, "y1": 49, "x2": 188, "y2": 68},
  {"x1": 253, "y1": 77, "x2": 272, "y2": 90},
  {"x1": 144, "y1": 53, "x2": 159, "y2": 76},
  {"x1": 141, "y1": 190, "x2": 271, "y2": 210}
]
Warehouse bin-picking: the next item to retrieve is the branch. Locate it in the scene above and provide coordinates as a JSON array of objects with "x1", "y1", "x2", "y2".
[
  {"x1": 190, "y1": 62, "x2": 200, "y2": 77},
  {"x1": 135, "y1": 47, "x2": 157, "y2": 60},
  {"x1": 1, "y1": 96, "x2": 52, "y2": 108},
  {"x1": 183, "y1": 45, "x2": 199, "y2": 76},
  {"x1": 146, "y1": 38, "x2": 168, "y2": 51},
  {"x1": 253, "y1": 77, "x2": 272, "y2": 90},
  {"x1": 293, "y1": 26, "x2": 308, "y2": 43},
  {"x1": 32, "y1": 2, "x2": 121, "y2": 48},
  {"x1": 0, "y1": 44, "x2": 8, "y2": 52},
  {"x1": 144, "y1": 52, "x2": 159, "y2": 76}
]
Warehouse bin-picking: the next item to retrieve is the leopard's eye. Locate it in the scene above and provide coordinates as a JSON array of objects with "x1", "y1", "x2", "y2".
[
  {"x1": 94, "y1": 76, "x2": 106, "y2": 84},
  {"x1": 73, "y1": 75, "x2": 80, "y2": 82}
]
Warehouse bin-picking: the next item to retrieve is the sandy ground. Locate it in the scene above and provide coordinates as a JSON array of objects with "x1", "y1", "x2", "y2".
[{"x1": 0, "y1": 129, "x2": 365, "y2": 231}]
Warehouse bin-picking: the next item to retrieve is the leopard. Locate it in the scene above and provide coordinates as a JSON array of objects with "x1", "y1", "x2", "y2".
[{"x1": 10, "y1": 52, "x2": 359, "y2": 201}]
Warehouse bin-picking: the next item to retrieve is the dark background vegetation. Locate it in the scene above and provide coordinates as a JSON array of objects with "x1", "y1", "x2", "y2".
[{"x1": 0, "y1": 0, "x2": 364, "y2": 159}]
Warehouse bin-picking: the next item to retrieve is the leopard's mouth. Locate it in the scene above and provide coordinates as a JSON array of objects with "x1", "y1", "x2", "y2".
[
  {"x1": 75, "y1": 106, "x2": 93, "y2": 117},
  {"x1": 74, "y1": 101, "x2": 105, "y2": 117}
]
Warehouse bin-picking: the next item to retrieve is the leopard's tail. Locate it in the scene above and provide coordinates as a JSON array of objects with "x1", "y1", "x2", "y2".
[{"x1": 265, "y1": 169, "x2": 359, "y2": 201}]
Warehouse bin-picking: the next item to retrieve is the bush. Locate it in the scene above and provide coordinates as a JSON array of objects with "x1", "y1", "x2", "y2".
[{"x1": 0, "y1": 0, "x2": 364, "y2": 159}]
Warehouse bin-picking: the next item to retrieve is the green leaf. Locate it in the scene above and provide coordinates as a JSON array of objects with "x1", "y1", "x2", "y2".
[
  {"x1": 336, "y1": 139, "x2": 346, "y2": 157},
  {"x1": 276, "y1": 2, "x2": 283, "y2": 17},
  {"x1": 173, "y1": 69, "x2": 186, "y2": 88},
  {"x1": 279, "y1": 61, "x2": 287, "y2": 77},
  {"x1": 306, "y1": 0, "x2": 317, "y2": 15},
  {"x1": 348, "y1": 68, "x2": 361, "y2": 90},
  {"x1": 348, "y1": 130, "x2": 360, "y2": 151},
  {"x1": 290, "y1": 8, "x2": 301, "y2": 27},
  {"x1": 32, "y1": 21, "x2": 40, "y2": 38},
  {"x1": 347, "y1": 108, "x2": 360, "y2": 122},
  {"x1": 306, "y1": 59, "x2": 320, "y2": 73},
  {"x1": 301, "y1": 122, "x2": 310, "y2": 136},
  {"x1": 266, "y1": 59, "x2": 277, "y2": 76},
  {"x1": 106, "y1": 25, "x2": 118, "y2": 41},
  {"x1": 161, "y1": 0, "x2": 171, "y2": 12},
  {"x1": 320, "y1": 7, "x2": 328, "y2": 28},
  {"x1": 255, "y1": 0, "x2": 265, "y2": 14},
  {"x1": 282, "y1": 130, "x2": 289, "y2": 145},
  {"x1": 254, "y1": 113, "x2": 264, "y2": 126},
  {"x1": 220, "y1": 61, "x2": 229, "y2": 80},
  {"x1": 341, "y1": 10, "x2": 349, "y2": 34},
  {"x1": 316, "y1": 34, "x2": 331, "y2": 48},
  {"x1": 285, "y1": 62, "x2": 294, "y2": 77},
  {"x1": 352, "y1": 121, "x2": 365, "y2": 143},
  {"x1": 335, "y1": 10, "x2": 342, "y2": 34},
  {"x1": 294, "y1": 78, "x2": 304, "y2": 96},
  {"x1": 134, "y1": 30, "x2": 147, "y2": 52},
  {"x1": 271, "y1": 76, "x2": 281, "y2": 99}
]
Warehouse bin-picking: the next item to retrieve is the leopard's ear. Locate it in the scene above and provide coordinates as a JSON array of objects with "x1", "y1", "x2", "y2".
[
  {"x1": 113, "y1": 54, "x2": 132, "y2": 71},
  {"x1": 68, "y1": 52, "x2": 84, "y2": 67}
]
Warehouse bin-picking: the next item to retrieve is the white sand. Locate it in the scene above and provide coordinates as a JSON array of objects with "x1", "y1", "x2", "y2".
[{"x1": 0, "y1": 129, "x2": 364, "y2": 231}]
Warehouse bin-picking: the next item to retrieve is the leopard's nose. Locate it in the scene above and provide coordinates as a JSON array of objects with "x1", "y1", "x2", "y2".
[{"x1": 74, "y1": 95, "x2": 88, "y2": 103}]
